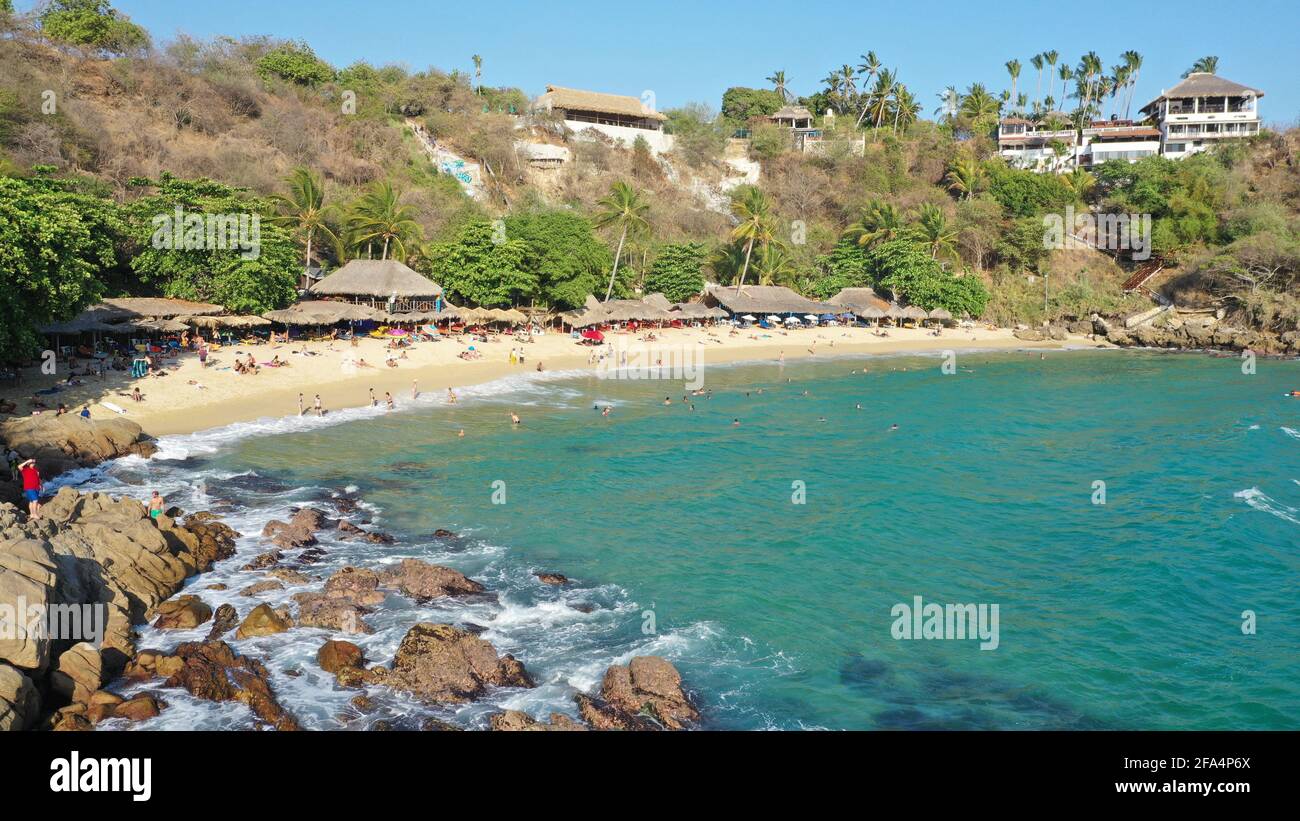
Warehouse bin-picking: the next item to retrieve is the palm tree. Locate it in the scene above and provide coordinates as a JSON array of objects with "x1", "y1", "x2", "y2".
[
  {"x1": 1057, "y1": 64, "x2": 1073, "y2": 114},
  {"x1": 1005, "y1": 59, "x2": 1022, "y2": 106},
  {"x1": 915, "y1": 203, "x2": 958, "y2": 260},
  {"x1": 471, "y1": 54, "x2": 482, "y2": 92},
  {"x1": 269, "y1": 167, "x2": 339, "y2": 272},
  {"x1": 729, "y1": 186, "x2": 776, "y2": 293},
  {"x1": 1121, "y1": 50, "x2": 1143, "y2": 119},
  {"x1": 1060, "y1": 168, "x2": 1096, "y2": 200},
  {"x1": 821, "y1": 71, "x2": 844, "y2": 112},
  {"x1": 958, "y1": 83, "x2": 1000, "y2": 122},
  {"x1": 893, "y1": 84, "x2": 919, "y2": 134},
  {"x1": 1030, "y1": 54, "x2": 1045, "y2": 109},
  {"x1": 855, "y1": 51, "x2": 881, "y2": 126},
  {"x1": 934, "y1": 85, "x2": 959, "y2": 124},
  {"x1": 945, "y1": 152, "x2": 984, "y2": 200},
  {"x1": 1043, "y1": 50, "x2": 1060, "y2": 107},
  {"x1": 348, "y1": 181, "x2": 422, "y2": 261},
  {"x1": 870, "y1": 68, "x2": 898, "y2": 132},
  {"x1": 845, "y1": 199, "x2": 903, "y2": 248},
  {"x1": 754, "y1": 241, "x2": 795, "y2": 287},
  {"x1": 767, "y1": 70, "x2": 791, "y2": 102},
  {"x1": 1183, "y1": 55, "x2": 1218, "y2": 77},
  {"x1": 593, "y1": 181, "x2": 651, "y2": 302}
]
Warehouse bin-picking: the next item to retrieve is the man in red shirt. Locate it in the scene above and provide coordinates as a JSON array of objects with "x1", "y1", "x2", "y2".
[{"x1": 18, "y1": 459, "x2": 41, "y2": 520}]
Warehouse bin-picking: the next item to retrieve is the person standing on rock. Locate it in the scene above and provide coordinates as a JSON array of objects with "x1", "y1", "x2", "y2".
[
  {"x1": 18, "y1": 459, "x2": 41, "y2": 520},
  {"x1": 148, "y1": 490, "x2": 165, "y2": 521}
]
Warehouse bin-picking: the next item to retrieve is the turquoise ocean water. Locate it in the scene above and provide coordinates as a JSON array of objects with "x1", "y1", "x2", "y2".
[{"x1": 76, "y1": 349, "x2": 1300, "y2": 730}]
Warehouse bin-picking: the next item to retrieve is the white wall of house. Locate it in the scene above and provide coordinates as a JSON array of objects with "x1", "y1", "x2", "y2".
[{"x1": 567, "y1": 120, "x2": 676, "y2": 155}]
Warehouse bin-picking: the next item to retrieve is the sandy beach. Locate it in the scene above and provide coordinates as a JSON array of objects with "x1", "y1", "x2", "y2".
[{"x1": 2, "y1": 325, "x2": 1108, "y2": 437}]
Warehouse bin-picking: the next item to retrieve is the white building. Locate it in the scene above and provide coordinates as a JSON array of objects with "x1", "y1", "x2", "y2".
[
  {"x1": 1139, "y1": 73, "x2": 1264, "y2": 158},
  {"x1": 997, "y1": 116, "x2": 1079, "y2": 172},
  {"x1": 1078, "y1": 121, "x2": 1162, "y2": 167},
  {"x1": 534, "y1": 85, "x2": 675, "y2": 156}
]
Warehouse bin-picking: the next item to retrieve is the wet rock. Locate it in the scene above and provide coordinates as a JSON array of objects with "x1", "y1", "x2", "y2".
[
  {"x1": 535, "y1": 572, "x2": 569, "y2": 585},
  {"x1": 50, "y1": 705, "x2": 93, "y2": 731},
  {"x1": 111, "y1": 694, "x2": 164, "y2": 723},
  {"x1": 268, "y1": 568, "x2": 313, "y2": 585},
  {"x1": 235, "y1": 603, "x2": 292, "y2": 639},
  {"x1": 0, "y1": 416, "x2": 156, "y2": 482},
  {"x1": 576, "y1": 656, "x2": 698, "y2": 731},
  {"x1": 490, "y1": 710, "x2": 587, "y2": 731},
  {"x1": 349, "y1": 695, "x2": 376, "y2": 713},
  {"x1": 122, "y1": 649, "x2": 184, "y2": 680},
  {"x1": 159, "y1": 640, "x2": 299, "y2": 731},
  {"x1": 49, "y1": 642, "x2": 103, "y2": 706},
  {"x1": 0, "y1": 663, "x2": 40, "y2": 730},
  {"x1": 317, "y1": 640, "x2": 365, "y2": 675},
  {"x1": 350, "y1": 623, "x2": 534, "y2": 704},
  {"x1": 293, "y1": 592, "x2": 373, "y2": 634},
  {"x1": 150, "y1": 595, "x2": 213, "y2": 630},
  {"x1": 205, "y1": 583, "x2": 229, "y2": 591},
  {"x1": 369, "y1": 719, "x2": 394, "y2": 731},
  {"x1": 296, "y1": 547, "x2": 328, "y2": 565},
  {"x1": 178, "y1": 516, "x2": 239, "y2": 572},
  {"x1": 242, "y1": 549, "x2": 283, "y2": 571},
  {"x1": 239, "y1": 580, "x2": 285, "y2": 597},
  {"x1": 420, "y1": 716, "x2": 462, "y2": 731},
  {"x1": 323, "y1": 566, "x2": 386, "y2": 605},
  {"x1": 379, "y1": 558, "x2": 485, "y2": 600},
  {"x1": 433, "y1": 529, "x2": 458, "y2": 540},
  {"x1": 205, "y1": 604, "x2": 239, "y2": 641}
]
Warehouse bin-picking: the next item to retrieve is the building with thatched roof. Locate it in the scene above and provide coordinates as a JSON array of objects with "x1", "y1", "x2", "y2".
[
  {"x1": 99, "y1": 297, "x2": 225, "y2": 318},
  {"x1": 536, "y1": 84, "x2": 673, "y2": 155},
  {"x1": 670, "y1": 303, "x2": 728, "y2": 321},
  {"x1": 262, "y1": 301, "x2": 383, "y2": 326},
  {"x1": 309, "y1": 260, "x2": 444, "y2": 310},
  {"x1": 1140, "y1": 72, "x2": 1263, "y2": 158},
  {"x1": 769, "y1": 105, "x2": 814, "y2": 129},
  {"x1": 827, "y1": 287, "x2": 890, "y2": 316},
  {"x1": 703, "y1": 285, "x2": 838, "y2": 317}
]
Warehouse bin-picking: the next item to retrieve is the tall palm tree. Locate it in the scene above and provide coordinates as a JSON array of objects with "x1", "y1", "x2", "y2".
[
  {"x1": 1057, "y1": 64, "x2": 1073, "y2": 114},
  {"x1": 754, "y1": 241, "x2": 795, "y2": 287},
  {"x1": 1005, "y1": 59, "x2": 1022, "y2": 106},
  {"x1": 269, "y1": 167, "x2": 339, "y2": 272},
  {"x1": 870, "y1": 68, "x2": 898, "y2": 132},
  {"x1": 729, "y1": 186, "x2": 776, "y2": 294},
  {"x1": 1060, "y1": 168, "x2": 1096, "y2": 200},
  {"x1": 1030, "y1": 54, "x2": 1045, "y2": 109},
  {"x1": 1121, "y1": 50, "x2": 1143, "y2": 119},
  {"x1": 892, "y1": 84, "x2": 920, "y2": 134},
  {"x1": 471, "y1": 54, "x2": 482, "y2": 91},
  {"x1": 593, "y1": 181, "x2": 651, "y2": 302},
  {"x1": 821, "y1": 71, "x2": 844, "y2": 112},
  {"x1": 845, "y1": 199, "x2": 903, "y2": 248},
  {"x1": 767, "y1": 70, "x2": 791, "y2": 102},
  {"x1": 855, "y1": 51, "x2": 881, "y2": 126},
  {"x1": 1183, "y1": 55, "x2": 1218, "y2": 77},
  {"x1": 958, "y1": 83, "x2": 1000, "y2": 122},
  {"x1": 934, "y1": 85, "x2": 960, "y2": 123},
  {"x1": 348, "y1": 181, "x2": 422, "y2": 261},
  {"x1": 915, "y1": 203, "x2": 958, "y2": 260},
  {"x1": 1043, "y1": 50, "x2": 1060, "y2": 107}
]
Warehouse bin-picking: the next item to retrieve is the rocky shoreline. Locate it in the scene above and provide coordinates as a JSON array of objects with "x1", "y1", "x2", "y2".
[
  {"x1": 1, "y1": 484, "x2": 699, "y2": 732},
  {"x1": 1013, "y1": 313, "x2": 1300, "y2": 357}
]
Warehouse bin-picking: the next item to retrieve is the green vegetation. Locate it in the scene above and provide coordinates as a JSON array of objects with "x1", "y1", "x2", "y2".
[
  {"x1": 256, "y1": 40, "x2": 336, "y2": 85},
  {"x1": 38, "y1": 0, "x2": 149, "y2": 56},
  {"x1": 644, "y1": 243, "x2": 708, "y2": 302}
]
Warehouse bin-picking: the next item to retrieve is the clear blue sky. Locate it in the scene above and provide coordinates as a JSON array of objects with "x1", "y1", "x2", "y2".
[{"x1": 40, "y1": 0, "x2": 1300, "y2": 123}]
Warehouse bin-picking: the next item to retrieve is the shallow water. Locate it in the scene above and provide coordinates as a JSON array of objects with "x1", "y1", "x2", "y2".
[{"x1": 68, "y1": 349, "x2": 1300, "y2": 730}]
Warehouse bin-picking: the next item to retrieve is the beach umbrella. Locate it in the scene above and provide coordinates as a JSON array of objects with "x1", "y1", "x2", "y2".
[
  {"x1": 580, "y1": 329, "x2": 604, "y2": 342},
  {"x1": 130, "y1": 318, "x2": 188, "y2": 333},
  {"x1": 856, "y1": 306, "x2": 885, "y2": 320},
  {"x1": 901, "y1": 305, "x2": 928, "y2": 322},
  {"x1": 804, "y1": 314, "x2": 819, "y2": 321},
  {"x1": 741, "y1": 315, "x2": 757, "y2": 322},
  {"x1": 766, "y1": 315, "x2": 781, "y2": 323},
  {"x1": 928, "y1": 307, "x2": 953, "y2": 322},
  {"x1": 783, "y1": 316, "x2": 800, "y2": 324}
]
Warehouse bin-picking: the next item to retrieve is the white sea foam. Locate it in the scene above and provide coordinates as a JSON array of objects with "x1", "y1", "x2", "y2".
[{"x1": 1234, "y1": 487, "x2": 1300, "y2": 526}]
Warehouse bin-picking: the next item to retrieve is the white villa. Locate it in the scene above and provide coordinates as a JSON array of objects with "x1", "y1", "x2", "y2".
[
  {"x1": 534, "y1": 85, "x2": 674, "y2": 155},
  {"x1": 1139, "y1": 72, "x2": 1264, "y2": 158},
  {"x1": 998, "y1": 71, "x2": 1264, "y2": 171}
]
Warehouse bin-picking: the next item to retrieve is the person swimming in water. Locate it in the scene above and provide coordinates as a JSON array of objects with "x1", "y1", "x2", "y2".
[
  {"x1": 510, "y1": 412, "x2": 521, "y2": 425},
  {"x1": 889, "y1": 423, "x2": 899, "y2": 431}
]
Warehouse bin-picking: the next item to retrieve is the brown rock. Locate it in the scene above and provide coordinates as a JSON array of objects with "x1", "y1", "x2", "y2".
[
  {"x1": 151, "y1": 595, "x2": 213, "y2": 629},
  {"x1": 205, "y1": 604, "x2": 239, "y2": 641},
  {"x1": 490, "y1": 709, "x2": 587, "y2": 731},
  {"x1": 239, "y1": 580, "x2": 285, "y2": 597},
  {"x1": 267, "y1": 568, "x2": 313, "y2": 585},
  {"x1": 323, "y1": 566, "x2": 385, "y2": 605},
  {"x1": 535, "y1": 572, "x2": 569, "y2": 585},
  {"x1": 50, "y1": 642, "x2": 103, "y2": 706},
  {"x1": 235, "y1": 603, "x2": 292, "y2": 639},
  {"x1": 0, "y1": 663, "x2": 40, "y2": 730},
  {"x1": 293, "y1": 592, "x2": 373, "y2": 634},
  {"x1": 352, "y1": 622, "x2": 533, "y2": 703},
  {"x1": 113, "y1": 694, "x2": 164, "y2": 722},
  {"x1": 577, "y1": 656, "x2": 698, "y2": 731},
  {"x1": 379, "y1": 558, "x2": 485, "y2": 600},
  {"x1": 0, "y1": 416, "x2": 156, "y2": 481},
  {"x1": 242, "y1": 549, "x2": 283, "y2": 571},
  {"x1": 161, "y1": 640, "x2": 298, "y2": 730},
  {"x1": 317, "y1": 640, "x2": 365, "y2": 674}
]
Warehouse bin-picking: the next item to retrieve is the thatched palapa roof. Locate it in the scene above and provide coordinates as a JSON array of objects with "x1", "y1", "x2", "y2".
[
  {"x1": 537, "y1": 85, "x2": 668, "y2": 122},
  {"x1": 828, "y1": 288, "x2": 890, "y2": 315},
  {"x1": 1141, "y1": 73, "x2": 1264, "y2": 114},
  {"x1": 309, "y1": 260, "x2": 443, "y2": 299},
  {"x1": 262, "y1": 301, "x2": 383, "y2": 325},
  {"x1": 704, "y1": 285, "x2": 838, "y2": 316}
]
